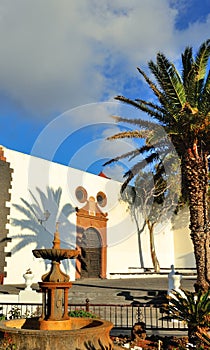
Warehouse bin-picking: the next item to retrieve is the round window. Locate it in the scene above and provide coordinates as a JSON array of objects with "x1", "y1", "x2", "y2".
[
  {"x1": 75, "y1": 186, "x2": 87, "y2": 203},
  {"x1": 96, "y1": 191, "x2": 107, "y2": 207}
]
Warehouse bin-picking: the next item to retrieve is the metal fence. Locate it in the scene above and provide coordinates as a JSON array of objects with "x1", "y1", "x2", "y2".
[
  {"x1": 0, "y1": 302, "x2": 42, "y2": 320},
  {"x1": 0, "y1": 300, "x2": 187, "y2": 331},
  {"x1": 69, "y1": 300, "x2": 187, "y2": 331}
]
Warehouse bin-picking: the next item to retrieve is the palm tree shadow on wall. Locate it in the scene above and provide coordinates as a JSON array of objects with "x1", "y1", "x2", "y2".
[
  {"x1": 10, "y1": 186, "x2": 76, "y2": 270},
  {"x1": 75, "y1": 226, "x2": 88, "y2": 277},
  {"x1": 121, "y1": 171, "x2": 185, "y2": 273},
  {"x1": 120, "y1": 187, "x2": 145, "y2": 269}
]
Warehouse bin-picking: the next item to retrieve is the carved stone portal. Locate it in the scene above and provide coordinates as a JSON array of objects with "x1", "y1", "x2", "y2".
[{"x1": 75, "y1": 188, "x2": 108, "y2": 279}]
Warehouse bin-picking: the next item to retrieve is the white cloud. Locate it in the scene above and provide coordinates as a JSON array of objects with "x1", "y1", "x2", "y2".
[
  {"x1": 175, "y1": 14, "x2": 210, "y2": 49},
  {"x1": 103, "y1": 164, "x2": 126, "y2": 183},
  {"x1": 0, "y1": 0, "x2": 208, "y2": 121}
]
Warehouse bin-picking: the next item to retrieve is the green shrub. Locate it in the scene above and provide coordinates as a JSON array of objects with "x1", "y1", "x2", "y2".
[
  {"x1": 0, "y1": 307, "x2": 6, "y2": 321},
  {"x1": 68, "y1": 309, "x2": 97, "y2": 318}
]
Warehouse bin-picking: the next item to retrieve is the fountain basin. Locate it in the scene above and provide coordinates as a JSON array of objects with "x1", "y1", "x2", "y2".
[
  {"x1": 33, "y1": 248, "x2": 79, "y2": 261},
  {"x1": 0, "y1": 317, "x2": 113, "y2": 350}
]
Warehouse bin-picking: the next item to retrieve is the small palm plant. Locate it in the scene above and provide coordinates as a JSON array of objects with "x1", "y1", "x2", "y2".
[
  {"x1": 167, "y1": 289, "x2": 210, "y2": 347},
  {"x1": 196, "y1": 322, "x2": 210, "y2": 347}
]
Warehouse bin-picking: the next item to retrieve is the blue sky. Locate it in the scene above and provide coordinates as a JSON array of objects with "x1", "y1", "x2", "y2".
[{"x1": 0, "y1": 0, "x2": 209, "y2": 181}]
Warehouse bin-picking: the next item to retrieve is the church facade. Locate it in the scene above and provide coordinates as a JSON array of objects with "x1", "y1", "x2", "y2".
[{"x1": 0, "y1": 146, "x2": 195, "y2": 285}]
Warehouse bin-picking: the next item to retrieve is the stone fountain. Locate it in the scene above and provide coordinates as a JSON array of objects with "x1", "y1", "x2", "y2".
[
  {"x1": 0, "y1": 225, "x2": 113, "y2": 349},
  {"x1": 32, "y1": 223, "x2": 78, "y2": 331}
]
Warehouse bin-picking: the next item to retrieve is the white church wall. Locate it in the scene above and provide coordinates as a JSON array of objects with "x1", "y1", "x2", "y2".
[
  {"x1": 3, "y1": 147, "x2": 140, "y2": 283},
  {"x1": 106, "y1": 202, "x2": 175, "y2": 273},
  {"x1": 107, "y1": 232, "x2": 141, "y2": 276},
  {"x1": 152, "y1": 221, "x2": 175, "y2": 269},
  {"x1": 3, "y1": 148, "x2": 78, "y2": 284},
  {"x1": 1, "y1": 146, "x2": 195, "y2": 285},
  {"x1": 172, "y1": 207, "x2": 196, "y2": 268}
]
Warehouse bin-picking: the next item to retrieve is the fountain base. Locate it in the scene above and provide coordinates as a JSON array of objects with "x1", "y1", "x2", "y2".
[{"x1": 0, "y1": 317, "x2": 114, "y2": 350}]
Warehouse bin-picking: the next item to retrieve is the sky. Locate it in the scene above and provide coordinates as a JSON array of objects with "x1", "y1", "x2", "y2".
[{"x1": 0, "y1": 0, "x2": 209, "y2": 181}]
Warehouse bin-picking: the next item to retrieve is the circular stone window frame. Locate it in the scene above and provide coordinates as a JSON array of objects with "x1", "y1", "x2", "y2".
[
  {"x1": 96, "y1": 191, "x2": 107, "y2": 207},
  {"x1": 75, "y1": 186, "x2": 88, "y2": 203}
]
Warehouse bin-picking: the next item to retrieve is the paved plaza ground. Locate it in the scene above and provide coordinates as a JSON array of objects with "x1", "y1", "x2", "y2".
[
  {"x1": 70, "y1": 276, "x2": 196, "y2": 337},
  {"x1": 0, "y1": 275, "x2": 196, "y2": 338},
  {"x1": 0, "y1": 275, "x2": 196, "y2": 304},
  {"x1": 69, "y1": 275, "x2": 196, "y2": 304}
]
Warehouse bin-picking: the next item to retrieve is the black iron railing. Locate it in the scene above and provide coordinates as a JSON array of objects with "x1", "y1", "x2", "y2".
[
  {"x1": 69, "y1": 300, "x2": 187, "y2": 331},
  {"x1": 0, "y1": 300, "x2": 187, "y2": 331}
]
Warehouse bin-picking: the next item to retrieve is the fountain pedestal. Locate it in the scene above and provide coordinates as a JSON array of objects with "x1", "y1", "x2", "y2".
[
  {"x1": 32, "y1": 224, "x2": 79, "y2": 331},
  {"x1": 39, "y1": 281, "x2": 72, "y2": 330}
]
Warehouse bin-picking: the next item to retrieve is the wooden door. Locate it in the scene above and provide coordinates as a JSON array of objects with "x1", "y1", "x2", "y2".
[{"x1": 80, "y1": 228, "x2": 101, "y2": 278}]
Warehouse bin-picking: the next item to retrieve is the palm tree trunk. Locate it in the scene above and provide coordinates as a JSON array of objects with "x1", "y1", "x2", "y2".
[
  {"x1": 146, "y1": 219, "x2": 160, "y2": 273},
  {"x1": 183, "y1": 148, "x2": 210, "y2": 291}
]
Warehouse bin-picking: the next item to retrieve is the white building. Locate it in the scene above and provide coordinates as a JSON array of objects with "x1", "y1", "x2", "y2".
[{"x1": 0, "y1": 146, "x2": 195, "y2": 285}]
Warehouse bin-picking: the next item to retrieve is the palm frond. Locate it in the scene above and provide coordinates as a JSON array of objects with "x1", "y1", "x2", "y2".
[
  {"x1": 134, "y1": 98, "x2": 174, "y2": 125},
  {"x1": 114, "y1": 95, "x2": 164, "y2": 122},
  {"x1": 136, "y1": 66, "x2": 169, "y2": 108},
  {"x1": 121, "y1": 152, "x2": 159, "y2": 190},
  {"x1": 182, "y1": 46, "x2": 193, "y2": 86},
  {"x1": 103, "y1": 148, "x2": 141, "y2": 166},
  {"x1": 199, "y1": 70, "x2": 210, "y2": 114},
  {"x1": 114, "y1": 94, "x2": 149, "y2": 110},
  {"x1": 196, "y1": 328, "x2": 210, "y2": 346},
  {"x1": 107, "y1": 130, "x2": 148, "y2": 140},
  {"x1": 183, "y1": 40, "x2": 210, "y2": 107},
  {"x1": 135, "y1": 99, "x2": 166, "y2": 114},
  {"x1": 111, "y1": 113, "x2": 159, "y2": 130},
  {"x1": 195, "y1": 39, "x2": 210, "y2": 83},
  {"x1": 168, "y1": 289, "x2": 210, "y2": 327},
  {"x1": 129, "y1": 144, "x2": 157, "y2": 160},
  {"x1": 134, "y1": 98, "x2": 168, "y2": 122},
  {"x1": 193, "y1": 39, "x2": 210, "y2": 106},
  {"x1": 150, "y1": 53, "x2": 186, "y2": 109}
]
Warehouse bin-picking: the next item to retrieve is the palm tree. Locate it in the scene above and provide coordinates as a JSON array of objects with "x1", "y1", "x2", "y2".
[{"x1": 104, "y1": 39, "x2": 210, "y2": 290}]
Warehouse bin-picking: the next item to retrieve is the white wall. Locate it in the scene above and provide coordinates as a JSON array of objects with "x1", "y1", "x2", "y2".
[
  {"x1": 2, "y1": 146, "x2": 194, "y2": 285},
  {"x1": 3, "y1": 148, "x2": 77, "y2": 283},
  {"x1": 172, "y1": 207, "x2": 196, "y2": 268}
]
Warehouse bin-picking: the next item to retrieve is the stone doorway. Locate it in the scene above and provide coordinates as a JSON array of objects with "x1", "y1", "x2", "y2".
[
  {"x1": 80, "y1": 228, "x2": 101, "y2": 278},
  {"x1": 75, "y1": 187, "x2": 108, "y2": 279}
]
